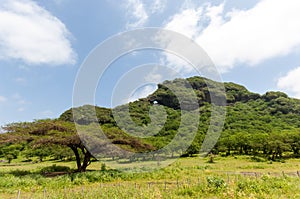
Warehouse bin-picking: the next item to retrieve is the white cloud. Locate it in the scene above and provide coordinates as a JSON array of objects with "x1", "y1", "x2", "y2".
[
  {"x1": 0, "y1": 0, "x2": 76, "y2": 65},
  {"x1": 164, "y1": 0, "x2": 300, "y2": 72},
  {"x1": 159, "y1": 53, "x2": 196, "y2": 75},
  {"x1": 277, "y1": 67, "x2": 300, "y2": 98},
  {"x1": 126, "y1": 0, "x2": 148, "y2": 28},
  {"x1": 161, "y1": 3, "x2": 222, "y2": 73},
  {"x1": 125, "y1": 0, "x2": 167, "y2": 28},
  {"x1": 0, "y1": 96, "x2": 7, "y2": 103},
  {"x1": 164, "y1": 7, "x2": 203, "y2": 39},
  {"x1": 150, "y1": 0, "x2": 167, "y2": 14},
  {"x1": 127, "y1": 84, "x2": 157, "y2": 103},
  {"x1": 144, "y1": 66, "x2": 163, "y2": 82}
]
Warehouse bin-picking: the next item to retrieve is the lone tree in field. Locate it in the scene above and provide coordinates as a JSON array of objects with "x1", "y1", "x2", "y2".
[
  {"x1": 1, "y1": 120, "x2": 93, "y2": 172},
  {"x1": 0, "y1": 119, "x2": 155, "y2": 172}
]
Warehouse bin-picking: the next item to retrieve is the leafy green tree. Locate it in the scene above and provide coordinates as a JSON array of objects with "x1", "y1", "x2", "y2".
[
  {"x1": 1, "y1": 119, "x2": 155, "y2": 171},
  {"x1": 248, "y1": 133, "x2": 268, "y2": 155},
  {"x1": 51, "y1": 146, "x2": 74, "y2": 161},
  {"x1": 0, "y1": 144, "x2": 21, "y2": 163},
  {"x1": 24, "y1": 147, "x2": 51, "y2": 162},
  {"x1": 266, "y1": 132, "x2": 291, "y2": 160},
  {"x1": 1, "y1": 120, "x2": 93, "y2": 171},
  {"x1": 285, "y1": 130, "x2": 300, "y2": 156},
  {"x1": 218, "y1": 131, "x2": 236, "y2": 156}
]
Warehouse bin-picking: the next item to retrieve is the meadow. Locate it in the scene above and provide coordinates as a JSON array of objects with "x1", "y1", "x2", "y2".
[{"x1": 1, "y1": 155, "x2": 300, "y2": 198}]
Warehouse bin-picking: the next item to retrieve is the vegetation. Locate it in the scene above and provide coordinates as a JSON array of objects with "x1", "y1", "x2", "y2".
[
  {"x1": 0, "y1": 156, "x2": 300, "y2": 198},
  {"x1": 1, "y1": 76, "x2": 300, "y2": 197},
  {"x1": 2, "y1": 76, "x2": 300, "y2": 167},
  {"x1": 0, "y1": 120, "x2": 153, "y2": 171},
  {"x1": 60, "y1": 76, "x2": 300, "y2": 160}
]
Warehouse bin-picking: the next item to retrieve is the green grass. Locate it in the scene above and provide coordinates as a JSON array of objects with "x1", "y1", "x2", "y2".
[{"x1": 1, "y1": 156, "x2": 300, "y2": 198}]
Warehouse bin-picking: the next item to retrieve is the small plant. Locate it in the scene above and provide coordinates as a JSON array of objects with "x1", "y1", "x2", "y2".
[
  {"x1": 206, "y1": 176, "x2": 226, "y2": 191},
  {"x1": 101, "y1": 163, "x2": 107, "y2": 171},
  {"x1": 5, "y1": 154, "x2": 15, "y2": 164},
  {"x1": 207, "y1": 153, "x2": 215, "y2": 163},
  {"x1": 237, "y1": 179, "x2": 260, "y2": 193}
]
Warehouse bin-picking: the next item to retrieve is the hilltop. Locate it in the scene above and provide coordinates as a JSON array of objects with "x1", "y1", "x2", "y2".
[{"x1": 60, "y1": 76, "x2": 300, "y2": 160}]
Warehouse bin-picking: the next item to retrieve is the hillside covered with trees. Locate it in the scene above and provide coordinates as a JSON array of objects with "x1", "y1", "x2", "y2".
[{"x1": 1, "y1": 76, "x2": 300, "y2": 170}]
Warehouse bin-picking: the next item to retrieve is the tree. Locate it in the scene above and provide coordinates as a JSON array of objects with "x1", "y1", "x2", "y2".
[
  {"x1": 249, "y1": 133, "x2": 268, "y2": 155},
  {"x1": 285, "y1": 130, "x2": 300, "y2": 156},
  {"x1": 1, "y1": 119, "x2": 155, "y2": 172},
  {"x1": 266, "y1": 132, "x2": 291, "y2": 160},
  {"x1": 1, "y1": 120, "x2": 93, "y2": 172},
  {"x1": 0, "y1": 143, "x2": 23, "y2": 164},
  {"x1": 218, "y1": 131, "x2": 236, "y2": 156},
  {"x1": 24, "y1": 147, "x2": 52, "y2": 162}
]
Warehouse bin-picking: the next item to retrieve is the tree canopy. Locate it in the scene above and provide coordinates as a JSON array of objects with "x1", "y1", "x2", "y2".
[{"x1": 0, "y1": 119, "x2": 154, "y2": 171}]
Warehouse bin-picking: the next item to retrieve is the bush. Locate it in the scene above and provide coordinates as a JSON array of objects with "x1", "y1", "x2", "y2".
[
  {"x1": 206, "y1": 176, "x2": 226, "y2": 191},
  {"x1": 40, "y1": 164, "x2": 71, "y2": 173},
  {"x1": 237, "y1": 179, "x2": 260, "y2": 193},
  {"x1": 9, "y1": 169, "x2": 31, "y2": 176},
  {"x1": 101, "y1": 163, "x2": 107, "y2": 171}
]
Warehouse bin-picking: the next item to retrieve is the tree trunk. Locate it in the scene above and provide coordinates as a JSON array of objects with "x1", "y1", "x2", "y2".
[
  {"x1": 226, "y1": 147, "x2": 231, "y2": 156},
  {"x1": 271, "y1": 153, "x2": 275, "y2": 161},
  {"x1": 80, "y1": 150, "x2": 92, "y2": 172},
  {"x1": 263, "y1": 147, "x2": 267, "y2": 154},
  {"x1": 70, "y1": 146, "x2": 82, "y2": 171},
  {"x1": 239, "y1": 146, "x2": 243, "y2": 154},
  {"x1": 292, "y1": 147, "x2": 299, "y2": 155},
  {"x1": 69, "y1": 145, "x2": 93, "y2": 172}
]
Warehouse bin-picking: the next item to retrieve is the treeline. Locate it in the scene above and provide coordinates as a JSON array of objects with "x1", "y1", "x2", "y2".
[
  {"x1": 0, "y1": 142, "x2": 73, "y2": 164},
  {"x1": 217, "y1": 130, "x2": 300, "y2": 159}
]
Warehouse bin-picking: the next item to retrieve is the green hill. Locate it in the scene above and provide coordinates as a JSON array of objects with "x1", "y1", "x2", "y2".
[
  {"x1": 60, "y1": 76, "x2": 300, "y2": 160},
  {"x1": 1, "y1": 75, "x2": 300, "y2": 170}
]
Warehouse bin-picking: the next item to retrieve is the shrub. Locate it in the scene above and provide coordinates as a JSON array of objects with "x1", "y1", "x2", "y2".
[
  {"x1": 9, "y1": 169, "x2": 31, "y2": 176},
  {"x1": 206, "y1": 176, "x2": 226, "y2": 191},
  {"x1": 237, "y1": 179, "x2": 260, "y2": 193},
  {"x1": 40, "y1": 164, "x2": 71, "y2": 173},
  {"x1": 101, "y1": 163, "x2": 107, "y2": 171}
]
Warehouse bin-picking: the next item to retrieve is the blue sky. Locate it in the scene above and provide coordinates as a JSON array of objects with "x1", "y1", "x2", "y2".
[{"x1": 1, "y1": 0, "x2": 300, "y2": 126}]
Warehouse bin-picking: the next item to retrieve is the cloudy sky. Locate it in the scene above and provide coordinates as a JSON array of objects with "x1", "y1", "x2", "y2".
[{"x1": 1, "y1": 0, "x2": 300, "y2": 126}]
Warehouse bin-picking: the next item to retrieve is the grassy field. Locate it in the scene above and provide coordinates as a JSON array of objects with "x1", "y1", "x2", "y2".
[{"x1": 1, "y1": 156, "x2": 300, "y2": 198}]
